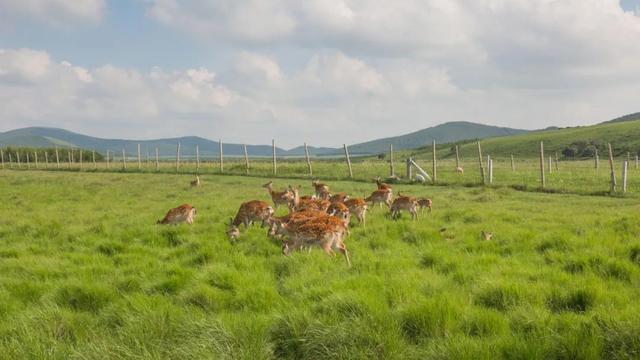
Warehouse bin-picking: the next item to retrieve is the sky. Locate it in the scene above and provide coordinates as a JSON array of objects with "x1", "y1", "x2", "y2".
[{"x1": 1, "y1": 0, "x2": 640, "y2": 148}]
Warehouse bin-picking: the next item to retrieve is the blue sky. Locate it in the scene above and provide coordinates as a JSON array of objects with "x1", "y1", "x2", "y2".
[{"x1": 1, "y1": 0, "x2": 640, "y2": 147}]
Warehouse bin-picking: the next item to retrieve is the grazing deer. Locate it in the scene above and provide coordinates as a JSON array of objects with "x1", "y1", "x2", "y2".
[
  {"x1": 456, "y1": 166, "x2": 464, "y2": 174},
  {"x1": 327, "y1": 201, "x2": 350, "y2": 227},
  {"x1": 344, "y1": 198, "x2": 368, "y2": 228},
  {"x1": 281, "y1": 217, "x2": 351, "y2": 267},
  {"x1": 366, "y1": 189, "x2": 393, "y2": 208},
  {"x1": 227, "y1": 200, "x2": 274, "y2": 240},
  {"x1": 268, "y1": 209, "x2": 326, "y2": 238},
  {"x1": 390, "y1": 193, "x2": 418, "y2": 220},
  {"x1": 263, "y1": 181, "x2": 293, "y2": 209},
  {"x1": 374, "y1": 177, "x2": 393, "y2": 192},
  {"x1": 190, "y1": 175, "x2": 201, "y2": 187},
  {"x1": 417, "y1": 198, "x2": 433, "y2": 213},
  {"x1": 312, "y1": 180, "x2": 330, "y2": 200},
  {"x1": 158, "y1": 204, "x2": 197, "y2": 225},
  {"x1": 329, "y1": 192, "x2": 349, "y2": 203}
]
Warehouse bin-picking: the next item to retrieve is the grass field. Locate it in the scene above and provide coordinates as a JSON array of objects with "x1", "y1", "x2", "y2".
[{"x1": 1, "y1": 170, "x2": 640, "y2": 359}]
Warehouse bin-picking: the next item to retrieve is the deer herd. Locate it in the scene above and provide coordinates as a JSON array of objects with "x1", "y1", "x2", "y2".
[{"x1": 157, "y1": 176, "x2": 433, "y2": 267}]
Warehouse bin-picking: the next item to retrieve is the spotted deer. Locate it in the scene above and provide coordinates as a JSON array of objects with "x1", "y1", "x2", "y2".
[
  {"x1": 417, "y1": 198, "x2": 433, "y2": 213},
  {"x1": 262, "y1": 181, "x2": 293, "y2": 209},
  {"x1": 374, "y1": 177, "x2": 393, "y2": 192},
  {"x1": 158, "y1": 204, "x2": 197, "y2": 225},
  {"x1": 366, "y1": 189, "x2": 393, "y2": 208},
  {"x1": 281, "y1": 216, "x2": 351, "y2": 267},
  {"x1": 312, "y1": 180, "x2": 330, "y2": 200},
  {"x1": 267, "y1": 209, "x2": 326, "y2": 239},
  {"x1": 290, "y1": 186, "x2": 331, "y2": 212},
  {"x1": 390, "y1": 193, "x2": 419, "y2": 220},
  {"x1": 344, "y1": 198, "x2": 368, "y2": 228},
  {"x1": 190, "y1": 175, "x2": 200, "y2": 187},
  {"x1": 327, "y1": 201, "x2": 350, "y2": 227},
  {"x1": 227, "y1": 200, "x2": 274, "y2": 240}
]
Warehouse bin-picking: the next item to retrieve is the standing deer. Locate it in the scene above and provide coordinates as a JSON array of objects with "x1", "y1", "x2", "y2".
[
  {"x1": 262, "y1": 181, "x2": 293, "y2": 209},
  {"x1": 374, "y1": 177, "x2": 393, "y2": 192},
  {"x1": 158, "y1": 204, "x2": 197, "y2": 225},
  {"x1": 312, "y1": 180, "x2": 330, "y2": 200},
  {"x1": 456, "y1": 166, "x2": 464, "y2": 174},
  {"x1": 417, "y1": 198, "x2": 433, "y2": 213},
  {"x1": 366, "y1": 189, "x2": 393, "y2": 208},
  {"x1": 390, "y1": 193, "x2": 419, "y2": 220},
  {"x1": 281, "y1": 216, "x2": 351, "y2": 267},
  {"x1": 344, "y1": 198, "x2": 368, "y2": 228},
  {"x1": 227, "y1": 200, "x2": 274, "y2": 240}
]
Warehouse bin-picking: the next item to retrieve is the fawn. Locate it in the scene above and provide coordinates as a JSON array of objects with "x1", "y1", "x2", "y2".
[
  {"x1": 344, "y1": 198, "x2": 368, "y2": 228},
  {"x1": 158, "y1": 204, "x2": 196, "y2": 225},
  {"x1": 312, "y1": 180, "x2": 330, "y2": 200},
  {"x1": 263, "y1": 181, "x2": 293, "y2": 209},
  {"x1": 417, "y1": 198, "x2": 433, "y2": 213},
  {"x1": 456, "y1": 166, "x2": 464, "y2": 174},
  {"x1": 390, "y1": 193, "x2": 419, "y2": 220},
  {"x1": 190, "y1": 175, "x2": 200, "y2": 187},
  {"x1": 366, "y1": 189, "x2": 393, "y2": 208}
]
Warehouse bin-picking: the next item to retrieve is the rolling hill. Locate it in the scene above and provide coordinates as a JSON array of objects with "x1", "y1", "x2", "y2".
[{"x1": 405, "y1": 117, "x2": 640, "y2": 160}]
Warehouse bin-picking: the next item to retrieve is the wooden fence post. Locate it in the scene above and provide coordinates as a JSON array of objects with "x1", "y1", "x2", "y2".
[
  {"x1": 219, "y1": 140, "x2": 224, "y2": 173},
  {"x1": 390, "y1": 144, "x2": 395, "y2": 177},
  {"x1": 176, "y1": 142, "x2": 180, "y2": 172},
  {"x1": 0, "y1": 149, "x2": 4, "y2": 169},
  {"x1": 34, "y1": 151, "x2": 38, "y2": 169},
  {"x1": 627, "y1": 152, "x2": 630, "y2": 164},
  {"x1": 79, "y1": 149, "x2": 83, "y2": 171},
  {"x1": 511, "y1": 154, "x2": 515, "y2": 172},
  {"x1": 146, "y1": 147, "x2": 150, "y2": 166},
  {"x1": 155, "y1": 147, "x2": 159, "y2": 171},
  {"x1": 622, "y1": 160, "x2": 628, "y2": 193},
  {"x1": 122, "y1": 148, "x2": 126, "y2": 170},
  {"x1": 45, "y1": 151, "x2": 49, "y2": 168},
  {"x1": 539, "y1": 141, "x2": 545, "y2": 188},
  {"x1": 636, "y1": 154, "x2": 639, "y2": 169},
  {"x1": 595, "y1": 149, "x2": 599, "y2": 170},
  {"x1": 406, "y1": 158, "x2": 413, "y2": 179},
  {"x1": 432, "y1": 140, "x2": 437, "y2": 184},
  {"x1": 9, "y1": 153, "x2": 13, "y2": 169},
  {"x1": 489, "y1": 158, "x2": 493, "y2": 184},
  {"x1": 455, "y1": 145, "x2": 460, "y2": 170},
  {"x1": 67, "y1": 150, "x2": 71, "y2": 169},
  {"x1": 555, "y1": 152, "x2": 559, "y2": 171},
  {"x1": 272, "y1": 139, "x2": 277, "y2": 175},
  {"x1": 477, "y1": 141, "x2": 485, "y2": 184},
  {"x1": 243, "y1": 144, "x2": 249, "y2": 175},
  {"x1": 106, "y1": 150, "x2": 110, "y2": 169},
  {"x1": 548, "y1": 156, "x2": 552, "y2": 174},
  {"x1": 16, "y1": 151, "x2": 21, "y2": 168},
  {"x1": 196, "y1": 145, "x2": 200, "y2": 173},
  {"x1": 92, "y1": 150, "x2": 96, "y2": 169},
  {"x1": 71, "y1": 149, "x2": 75, "y2": 164},
  {"x1": 608, "y1": 143, "x2": 616, "y2": 193},
  {"x1": 304, "y1": 143, "x2": 313, "y2": 176},
  {"x1": 55, "y1": 147, "x2": 60, "y2": 169},
  {"x1": 137, "y1": 143, "x2": 141, "y2": 171},
  {"x1": 26, "y1": 152, "x2": 30, "y2": 169},
  {"x1": 344, "y1": 144, "x2": 353, "y2": 179}
]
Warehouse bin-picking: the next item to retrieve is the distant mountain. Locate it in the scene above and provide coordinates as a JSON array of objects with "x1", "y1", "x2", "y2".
[
  {"x1": 0, "y1": 127, "x2": 281, "y2": 157},
  {"x1": 339, "y1": 121, "x2": 529, "y2": 155},
  {"x1": 600, "y1": 112, "x2": 640, "y2": 125}
]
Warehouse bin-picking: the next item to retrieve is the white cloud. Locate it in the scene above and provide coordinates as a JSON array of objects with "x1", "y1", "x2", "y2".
[{"x1": 0, "y1": 0, "x2": 105, "y2": 26}]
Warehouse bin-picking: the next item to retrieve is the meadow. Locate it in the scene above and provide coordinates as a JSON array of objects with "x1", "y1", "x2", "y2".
[{"x1": 1, "y1": 170, "x2": 640, "y2": 359}]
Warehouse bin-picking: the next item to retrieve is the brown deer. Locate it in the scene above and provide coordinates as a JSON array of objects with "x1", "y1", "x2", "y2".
[
  {"x1": 481, "y1": 231, "x2": 493, "y2": 241},
  {"x1": 290, "y1": 186, "x2": 331, "y2": 212},
  {"x1": 329, "y1": 192, "x2": 349, "y2": 203},
  {"x1": 366, "y1": 189, "x2": 393, "y2": 208},
  {"x1": 417, "y1": 198, "x2": 433, "y2": 213},
  {"x1": 190, "y1": 175, "x2": 200, "y2": 187},
  {"x1": 281, "y1": 216, "x2": 351, "y2": 267},
  {"x1": 267, "y1": 209, "x2": 326, "y2": 239},
  {"x1": 390, "y1": 193, "x2": 419, "y2": 220},
  {"x1": 456, "y1": 166, "x2": 464, "y2": 174},
  {"x1": 327, "y1": 201, "x2": 350, "y2": 227},
  {"x1": 262, "y1": 181, "x2": 293, "y2": 209},
  {"x1": 227, "y1": 200, "x2": 274, "y2": 240},
  {"x1": 312, "y1": 180, "x2": 330, "y2": 200},
  {"x1": 158, "y1": 204, "x2": 197, "y2": 225},
  {"x1": 344, "y1": 198, "x2": 368, "y2": 228},
  {"x1": 374, "y1": 177, "x2": 393, "y2": 192}
]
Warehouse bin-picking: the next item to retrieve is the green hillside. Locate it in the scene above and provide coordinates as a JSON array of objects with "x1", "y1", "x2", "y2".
[{"x1": 403, "y1": 119, "x2": 640, "y2": 160}]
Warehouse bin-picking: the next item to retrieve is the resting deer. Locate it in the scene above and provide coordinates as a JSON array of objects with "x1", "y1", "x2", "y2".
[
  {"x1": 344, "y1": 198, "x2": 368, "y2": 228},
  {"x1": 263, "y1": 181, "x2": 293, "y2": 209},
  {"x1": 366, "y1": 189, "x2": 393, "y2": 208},
  {"x1": 281, "y1": 216, "x2": 351, "y2": 267},
  {"x1": 227, "y1": 200, "x2": 274, "y2": 240},
  {"x1": 312, "y1": 180, "x2": 330, "y2": 200},
  {"x1": 417, "y1": 198, "x2": 433, "y2": 213},
  {"x1": 390, "y1": 193, "x2": 419, "y2": 220},
  {"x1": 158, "y1": 204, "x2": 197, "y2": 225},
  {"x1": 456, "y1": 166, "x2": 464, "y2": 174},
  {"x1": 290, "y1": 186, "x2": 331, "y2": 212},
  {"x1": 190, "y1": 175, "x2": 200, "y2": 187},
  {"x1": 481, "y1": 231, "x2": 493, "y2": 241}
]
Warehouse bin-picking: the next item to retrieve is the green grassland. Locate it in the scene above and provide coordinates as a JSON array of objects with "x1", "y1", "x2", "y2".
[{"x1": 1, "y1": 171, "x2": 640, "y2": 359}]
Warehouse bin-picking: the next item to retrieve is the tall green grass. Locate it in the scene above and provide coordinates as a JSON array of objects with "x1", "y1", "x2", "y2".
[{"x1": 0, "y1": 171, "x2": 639, "y2": 358}]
